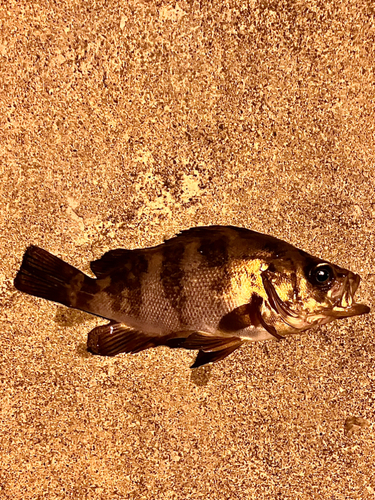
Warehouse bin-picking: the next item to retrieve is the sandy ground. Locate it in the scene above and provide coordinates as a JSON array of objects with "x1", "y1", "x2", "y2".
[{"x1": 1, "y1": 1, "x2": 375, "y2": 499}]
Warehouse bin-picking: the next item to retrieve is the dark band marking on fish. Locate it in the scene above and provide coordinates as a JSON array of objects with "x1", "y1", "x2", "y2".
[
  {"x1": 197, "y1": 236, "x2": 229, "y2": 268},
  {"x1": 104, "y1": 253, "x2": 148, "y2": 316},
  {"x1": 197, "y1": 235, "x2": 232, "y2": 294},
  {"x1": 239, "y1": 253, "x2": 263, "y2": 262},
  {"x1": 262, "y1": 241, "x2": 287, "y2": 257},
  {"x1": 210, "y1": 267, "x2": 232, "y2": 295},
  {"x1": 80, "y1": 276, "x2": 102, "y2": 295},
  {"x1": 74, "y1": 276, "x2": 103, "y2": 310},
  {"x1": 127, "y1": 253, "x2": 148, "y2": 316},
  {"x1": 90, "y1": 249, "x2": 134, "y2": 278},
  {"x1": 160, "y1": 242, "x2": 186, "y2": 323}
]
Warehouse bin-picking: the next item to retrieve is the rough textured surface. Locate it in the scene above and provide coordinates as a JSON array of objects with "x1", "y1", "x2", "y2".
[{"x1": 1, "y1": 1, "x2": 374, "y2": 498}]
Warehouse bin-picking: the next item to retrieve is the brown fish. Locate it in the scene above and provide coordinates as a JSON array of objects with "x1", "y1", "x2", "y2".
[{"x1": 14, "y1": 226, "x2": 370, "y2": 367}]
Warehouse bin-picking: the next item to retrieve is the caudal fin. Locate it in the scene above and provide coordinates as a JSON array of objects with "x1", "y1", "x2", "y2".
[{"x1": 14, "y1": 245, "x2": 99, "y2": 313}]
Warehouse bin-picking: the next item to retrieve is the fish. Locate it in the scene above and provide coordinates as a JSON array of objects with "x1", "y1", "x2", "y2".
[{"x1": 13, "y1": 225, "x2": 370, "y2": 368}]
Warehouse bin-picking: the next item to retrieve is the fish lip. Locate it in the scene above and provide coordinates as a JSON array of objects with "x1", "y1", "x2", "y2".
[
  {"x1": 330, "y1": 303, "x2": 370, "y2": 318},
  {"x1": 319, "y1": 272, "x2": 370, "y2": 321},
  {"x1": 333, "y1": 272, "x2": 360, "y2": 309},
  {"x1": 332, "y1": 272, "x2": 370, "y2": 318},
  {"x1": 311, "y1": 303, "x2": 370, "y2": 326}
]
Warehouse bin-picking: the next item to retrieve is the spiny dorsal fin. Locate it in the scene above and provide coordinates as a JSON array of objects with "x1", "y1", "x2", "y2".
[{"x1": 174, "y1": 225, "x2": 252, "y2": 240}]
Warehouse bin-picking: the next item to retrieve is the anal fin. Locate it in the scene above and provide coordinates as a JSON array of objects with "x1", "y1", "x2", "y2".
[{"x1": 87, "y1": 322, "x2": 158, "y2": 356}]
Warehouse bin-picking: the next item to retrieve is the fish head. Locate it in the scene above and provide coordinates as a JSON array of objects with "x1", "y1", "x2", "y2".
[
  {"x1": 261, "y1": 250, "x2": 370, "y2": 333},
  {"x1": 301, "y1": 259, "x2": 370, "y2": 325}
]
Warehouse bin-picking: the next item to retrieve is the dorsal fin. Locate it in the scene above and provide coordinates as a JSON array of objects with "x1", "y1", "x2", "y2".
[
  {"x1": 172, "y1": 225, "x2": 244, "y2": 241},
  {"x1": 172, "y1": 225, "x2": 267, "y2": 241},
  {"x1": 90, "y1": 249, "x2": 135, "y2": 278}
]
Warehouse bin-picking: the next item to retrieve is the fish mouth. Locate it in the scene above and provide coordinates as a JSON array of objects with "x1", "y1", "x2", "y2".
[
  {"x1": 326, "y1": 272, "x2": 370, "y2": 319},
  {"x1": 262, "y1": 269, "x2": 370, "y2": 330}
]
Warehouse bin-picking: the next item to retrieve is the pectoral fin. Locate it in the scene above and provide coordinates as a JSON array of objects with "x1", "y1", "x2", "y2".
[{"x1": 219, "y1": 293, "x2": 285, "y2": 340}]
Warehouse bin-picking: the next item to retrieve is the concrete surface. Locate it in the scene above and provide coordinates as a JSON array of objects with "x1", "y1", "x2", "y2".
[{"x1": 1, "y1": 1, "x2": 374, "y2": 499}]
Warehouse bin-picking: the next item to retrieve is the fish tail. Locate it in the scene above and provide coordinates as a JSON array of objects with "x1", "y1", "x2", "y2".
[{"x1": 14, "y1": 245, "x2": 98, "y2": 312}]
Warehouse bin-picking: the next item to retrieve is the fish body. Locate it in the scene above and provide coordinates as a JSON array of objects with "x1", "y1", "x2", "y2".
[{"x1": 14, "y1": 225, "x2": 370, "y2": 367}]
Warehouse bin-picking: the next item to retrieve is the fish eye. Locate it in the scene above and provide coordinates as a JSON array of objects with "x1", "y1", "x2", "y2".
[{"x1": 309, "y1": 264, "x2": 334, "y2": 287}]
